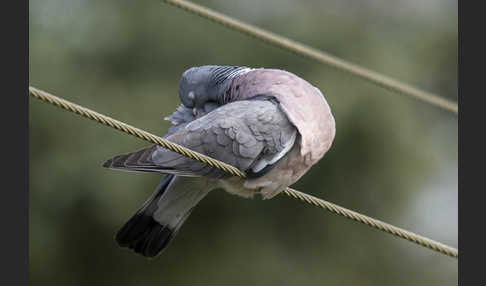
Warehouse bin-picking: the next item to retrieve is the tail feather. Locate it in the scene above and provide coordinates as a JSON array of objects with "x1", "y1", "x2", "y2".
[
  {"x1": 115, "y1": 174, "x2": 176, "y2": 257},
  {"x1": 118, "y1": 214, "x2": 173, "y2": 257},
  {"x1": 114, "y1": 174, "x2": 209, "y2": 258}
]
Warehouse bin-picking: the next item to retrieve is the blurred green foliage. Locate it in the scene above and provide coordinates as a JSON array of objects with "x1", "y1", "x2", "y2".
[{"x1": 29, "y1": 0, "x2": 457, "y2": 285}]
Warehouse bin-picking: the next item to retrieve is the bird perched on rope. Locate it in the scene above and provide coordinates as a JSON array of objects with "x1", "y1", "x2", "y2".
[{"x1": 103, "y1": 65, "x2": 336, "y2": 257}]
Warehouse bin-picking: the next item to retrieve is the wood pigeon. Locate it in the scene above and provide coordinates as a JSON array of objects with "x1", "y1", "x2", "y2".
[{"x1": 103, "y1": 65, "x2": 336, "y2": 257}]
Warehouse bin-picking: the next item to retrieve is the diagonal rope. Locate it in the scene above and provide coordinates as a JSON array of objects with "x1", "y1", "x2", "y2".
[
  {"x1": 29, "y1": 86, "x2": 458, "y2": 258},
  {"x1": 163, "y1": 0, "x2": 458, "y2": 115},
  {"x1": 283, "y1": 188, "x2": 458, "y2": 258}
]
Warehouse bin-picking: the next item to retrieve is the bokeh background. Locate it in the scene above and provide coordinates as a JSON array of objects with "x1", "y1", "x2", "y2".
[{"x1": 29, "y1": 0, "x2": 457, "y2": 285}]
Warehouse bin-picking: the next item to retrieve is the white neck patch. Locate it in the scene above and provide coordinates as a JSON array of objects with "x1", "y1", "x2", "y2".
[{"x1": 230, "y1": 67, "x2": 254, "y2": 79}]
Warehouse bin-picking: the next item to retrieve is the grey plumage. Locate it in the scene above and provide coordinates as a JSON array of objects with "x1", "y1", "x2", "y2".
[
  {"x1": 178, "y1": 65, "x2": 252, "y2": 107},
  {"x1": 114, "y1": 174, "x2": 210, "y2": 257},
  {"x1": 104, "y1": 65, "x2": 335, "y2": 258},
  {"x1": 164, "y1": 102, "x2": 219, "y2": 135}
]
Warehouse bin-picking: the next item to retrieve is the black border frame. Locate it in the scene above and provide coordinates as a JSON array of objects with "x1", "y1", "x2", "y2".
[
  {"x1": 2, "y1": 0, "x2": 28, "y2": 284},
  {"x1": 4, "y1": 0, "x2": 472, "y2": 284}
]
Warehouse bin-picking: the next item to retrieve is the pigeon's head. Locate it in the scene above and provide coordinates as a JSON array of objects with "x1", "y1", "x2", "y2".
[
  {"x1": 179, "y1": 65, "x2": 249, "y2": 110},
  {"x1": 178, "y1": 66, "x2": 216, "y2": 109}
]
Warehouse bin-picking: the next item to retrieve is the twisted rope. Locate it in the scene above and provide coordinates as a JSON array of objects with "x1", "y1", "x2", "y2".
[
  {"x1": 29, "y1": 87, "x2": 244, "y2": 177},
  {"x1": 163, "y1": 0, "x2": 458, "y2": 115},
  {"x1": 29, "y1": 86, "x2": 458, "y2": 258},
  {"x1": 283, "y1": 188, "x2": 458, "y2": 257}
]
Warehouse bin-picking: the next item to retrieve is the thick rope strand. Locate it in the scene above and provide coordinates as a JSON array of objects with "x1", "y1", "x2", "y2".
[
  {"x1": 163, "y1": 0, "x2": 457, "y2": 115},
  {"x1": 29, "y1": 86, "x2": 458, "y2": 258},
  {"x1": 284, "y1": 188, "x2": 458, "y2": 258},
  {"x1": 29, "y1": 87, "x2": 244, "y2": 177}
]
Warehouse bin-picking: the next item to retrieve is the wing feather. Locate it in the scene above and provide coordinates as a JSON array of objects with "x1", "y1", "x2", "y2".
[{"x1": 103, "y1": 99, "x2": 297, "y2": 179}]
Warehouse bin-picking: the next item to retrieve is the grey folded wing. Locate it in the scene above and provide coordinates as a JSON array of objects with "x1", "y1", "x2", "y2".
[
  {"x1": 164, "y1": 102, "x2": 219, "y2": 135},
  {"x1": 104, "y1": 99, "x2": 297, "y2": 179}
]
